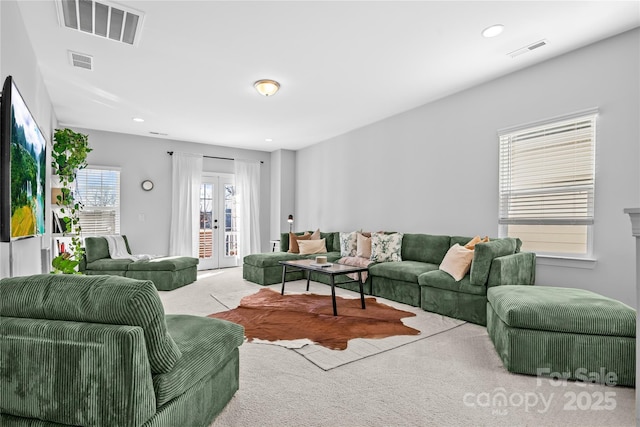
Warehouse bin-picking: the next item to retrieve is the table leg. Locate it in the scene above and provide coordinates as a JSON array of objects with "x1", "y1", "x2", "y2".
[
  {"x1": 280, "y1": 265, "x2": 287, "y2": 295},
  {"x1": 331, "y1": 275, "x2": 337, "y2": 316},
  {"x1": 358, "y1": 271, "x2": 366, "y2": 309},
  {"x1": 306, "y1": 270, "x2": 311, "y2": 292}
]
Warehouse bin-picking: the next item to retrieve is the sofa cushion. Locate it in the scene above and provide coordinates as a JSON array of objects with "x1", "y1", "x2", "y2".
[
  {"x1": 418, "y1": 270, "x2": 487, "y2": 296},
  {"x1": 0, "y1": 274, "x2": 181, "y2": 374},
  {"x1": 244, "y1": 252, "x2": 304, "y2": 268},
  {"x1": 369, "y1": 261, "x2": 438, "y2": 283},
  {"x1": 127, "y1": 256, "x2": 199, "y2": 271},
  {"x1": 85, "y1": 235, "x2": 132, "y2": 263},
  {"x1": 401, "y1": 234, "x2": 450, "y2": 264},
  {"x1": 86, "y1": 258, "x2": 134, "y2": 271},
  {"x1": 469, "y1": 238, "x2": 517, "y2": 286},
  {"x1": 320, "y1": 232, "x2": 339, "y2": 253},
  {"x1": 487, "y1": 286, "x2": 636, "y2": 337},
  {"x1": 153, "y1": 315, "x2": 244, "y2": 407}
]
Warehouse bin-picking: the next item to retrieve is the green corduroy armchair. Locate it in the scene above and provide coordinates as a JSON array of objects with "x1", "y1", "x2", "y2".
[{"x1": 0, "y1": 274, "x2": 243, "y2": 427}]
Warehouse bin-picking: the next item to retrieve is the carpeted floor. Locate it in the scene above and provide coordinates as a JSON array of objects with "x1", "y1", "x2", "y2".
[{"x1": 158, "y1": 267, "x2": 636, "y2": 427}]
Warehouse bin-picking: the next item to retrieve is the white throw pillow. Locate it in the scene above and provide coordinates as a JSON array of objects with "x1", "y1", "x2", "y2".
[
  {"x1": 370, "y1": 232, "x2": 403, "y2": 262},
  {"x1": 339, "y1": 232, "x2": 358, "y2": 257},
  {"x1": 439, "y1": 244, "x2": 474, "y2": 281}
]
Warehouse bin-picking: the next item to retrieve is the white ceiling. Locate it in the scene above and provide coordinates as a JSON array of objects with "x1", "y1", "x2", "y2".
[{"x1": 15, "y1": 1, "x2": 640, "y2": 152}]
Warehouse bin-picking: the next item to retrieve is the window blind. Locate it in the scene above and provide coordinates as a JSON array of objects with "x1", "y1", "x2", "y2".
[
  {"x1": 75, "y1": 168, "x2": 120, "y2": 235},
  {"x1": 499, "y1": 112, "x2": 596, "y2": 226}
]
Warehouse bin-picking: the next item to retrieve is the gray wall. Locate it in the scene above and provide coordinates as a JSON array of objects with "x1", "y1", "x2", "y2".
[
  {"x1": 77, "y1": 128, "x2": 272, "y2": 256},
  {"x1": 0, "y1": 0, "x2": 57, "y2": 277},
  {"x1": 295, "y1": 29, "x2": 640, "y2": 308},
  {"x1": 270, "y1": 149, "x2": 296, "y2": 240}
]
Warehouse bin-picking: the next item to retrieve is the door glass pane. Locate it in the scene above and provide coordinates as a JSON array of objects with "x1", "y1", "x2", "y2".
[
  {"x1": 199, "y1": 183, "x2": 213, "y2": 259},
  {"x1": 224, "y1": 184, "x2": 237, "y2": 256}
]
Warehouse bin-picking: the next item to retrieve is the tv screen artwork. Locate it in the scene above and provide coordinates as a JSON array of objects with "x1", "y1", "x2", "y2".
[{"x1": 0, "y1": 76, "x2": 47, "y2": 241}]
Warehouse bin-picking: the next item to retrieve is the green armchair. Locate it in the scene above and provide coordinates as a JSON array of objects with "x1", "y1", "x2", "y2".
[{"x1": 0, "y1": 274, "x2": 243, "y2": 427}]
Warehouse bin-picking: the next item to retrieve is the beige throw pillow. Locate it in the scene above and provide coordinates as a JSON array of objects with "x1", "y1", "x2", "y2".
[
  {"x1": 298, "y1": 238, "x2": 327, "y2": 255},
  {"x1": 439, "y1": 244, "x2": 474, "y2": 281},
  {"x1": 356, "y1": 233, "x2": 371, "y2": 259},
  {"x1": 310, "y1": 229, "x2": 321, "y2": 240}
]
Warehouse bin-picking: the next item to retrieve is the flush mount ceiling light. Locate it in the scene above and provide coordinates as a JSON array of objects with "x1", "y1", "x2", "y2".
[
  {"x1": 132, "y1": 117, "x2": 144, "y2": 122},
  {"x1": 254, "y1": 79, "x2": 280, "y2": 97},
  {"x1": 482, "y1": 24, "x2": 504, "y2": 38}
]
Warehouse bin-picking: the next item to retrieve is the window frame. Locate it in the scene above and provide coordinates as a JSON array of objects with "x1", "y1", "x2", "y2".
[
  {"x1": 75, "y1": 165, "x2": 121, "y2": 236},
  {"x1": 497, "y1": 108, "x2": 598, "y2": 260}
]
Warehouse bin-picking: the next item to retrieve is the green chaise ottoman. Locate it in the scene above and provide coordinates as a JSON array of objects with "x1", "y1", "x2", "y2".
[
  {"x1": 487, "y1": 285, "x2": 636, "y2": 387},
  {"x1": 126, "y1": 257, "x2": 199, "y2": 291}
]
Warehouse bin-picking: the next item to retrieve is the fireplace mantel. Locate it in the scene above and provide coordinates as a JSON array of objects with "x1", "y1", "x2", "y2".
[{"x1": 624, "y1": 208, "x2": 639, "y2": 424}]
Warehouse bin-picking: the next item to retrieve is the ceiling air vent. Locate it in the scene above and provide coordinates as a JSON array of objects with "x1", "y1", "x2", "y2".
[
  {"x1": 56, "y1": 0, "x2": 144, "y2": 46},
  {"x1": 69, "y1": 50, "x2": 93, "y2": 70},
  {"x1": 507, "y1": 39, "x2": 548, "y2": 58}
]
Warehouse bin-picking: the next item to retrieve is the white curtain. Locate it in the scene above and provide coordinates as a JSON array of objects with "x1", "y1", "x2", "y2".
[
  {"x1": 234, "y1": 159, "x2": 261, "y2": 259},
  {"x1": 169, "y1": 152, "x2": 203, "y2": 257}
]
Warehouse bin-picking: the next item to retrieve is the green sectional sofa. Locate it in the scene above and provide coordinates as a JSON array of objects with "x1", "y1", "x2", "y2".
[
  {"x1": 0, "y1": 274, "x2": 244, "y2": 427},
  {"x1": 79, "y1": 235, "x2": 199, "y2": 290},
  {"x1": 243, "y1": 231, "x2": 536, "y2": 325}
]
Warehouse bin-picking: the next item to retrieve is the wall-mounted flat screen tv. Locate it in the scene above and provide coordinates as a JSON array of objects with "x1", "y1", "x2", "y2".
[{"x1": 0, "y1": 75, "x2": 47, "y2": 242}]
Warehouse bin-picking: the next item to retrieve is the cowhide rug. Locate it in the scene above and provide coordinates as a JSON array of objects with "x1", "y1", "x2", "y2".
[{"x1": 208, "y1": 287, "x2": 420, "y2": 350}]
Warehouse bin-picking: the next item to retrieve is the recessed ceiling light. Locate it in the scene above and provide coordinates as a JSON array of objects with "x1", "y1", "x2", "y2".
[
  {"x1": 133, "y1": 117, "x2": 144, "y2": 122},
  {"x1": 482, "y1": 24, "x2": 504, "y2": 38},
  {"x1": 265, "y1": 138, "x2": 273, "y2": 142}
]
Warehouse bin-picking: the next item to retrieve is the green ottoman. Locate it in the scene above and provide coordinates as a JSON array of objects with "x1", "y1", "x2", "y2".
[
  {"x1": 487, "y1": 285, "x2": 636, "y2": 386},
  {"x1": 126, "y1": 257, "x2": 199, "y2": 291}
]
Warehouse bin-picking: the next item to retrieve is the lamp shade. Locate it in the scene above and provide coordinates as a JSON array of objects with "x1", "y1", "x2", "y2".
[
  {"x1": 287, "y1": 214, "x2": 294, "y2": 223},
  {"x1": 254, "y1": 79, "x2": 280, "y2": 97}
]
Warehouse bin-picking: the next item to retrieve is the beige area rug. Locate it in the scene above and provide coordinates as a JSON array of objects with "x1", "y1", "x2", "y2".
[
  {"x1": 292, "y1": 300, "x2": 465, "y2": 370},
  {"x1": 179, "y1": 269, "x2": 465, "y2": 370}
]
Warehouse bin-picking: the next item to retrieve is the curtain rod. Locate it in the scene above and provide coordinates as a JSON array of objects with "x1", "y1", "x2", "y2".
[{"x1": 167, "y1": 151, "x2": 263, "y2": 164}]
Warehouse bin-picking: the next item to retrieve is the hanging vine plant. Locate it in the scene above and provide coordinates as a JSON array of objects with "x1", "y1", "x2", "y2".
[{"x1": 51, "y1": 128, "x2": 91, "y2": 274}]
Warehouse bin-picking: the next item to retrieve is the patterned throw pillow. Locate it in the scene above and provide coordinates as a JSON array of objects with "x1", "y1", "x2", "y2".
[
  {"x1": 339, "y1": 231, "x2": 358, "y2": 257},
  {"x1": 370, "y1": 232, "x2": 403, "y2": 262}
]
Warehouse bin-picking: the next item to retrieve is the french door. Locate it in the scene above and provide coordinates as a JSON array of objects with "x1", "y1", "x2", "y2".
[{"x1": 198, "y1": 174, "x2": 238, "y2": 270}]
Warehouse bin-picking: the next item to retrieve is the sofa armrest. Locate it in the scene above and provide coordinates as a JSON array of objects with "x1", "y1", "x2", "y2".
[{"x1": 487, "y1": 252, "x2": 536, "y2": 288}]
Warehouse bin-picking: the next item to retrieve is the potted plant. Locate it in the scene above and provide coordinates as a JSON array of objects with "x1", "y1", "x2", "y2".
[{"x1": 51, "y1": 128, "x2": 91, "y2": 274}]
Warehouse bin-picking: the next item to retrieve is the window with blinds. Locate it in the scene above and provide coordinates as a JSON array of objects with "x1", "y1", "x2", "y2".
[
  {"x1": 75, "y1": 167, "x2": 120, "y2": 236},
  {"x1": 498, "y1": 109, "x2": 597, "y2": 256}
]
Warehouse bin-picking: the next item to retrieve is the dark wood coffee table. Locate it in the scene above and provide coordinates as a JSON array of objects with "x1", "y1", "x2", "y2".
[{"x1": 279, "y1": 259, "x2": 368, "y2": 316}]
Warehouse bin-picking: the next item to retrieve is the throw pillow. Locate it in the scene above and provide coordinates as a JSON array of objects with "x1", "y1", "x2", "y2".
[
  {"x1": 356, "y1": 233, "x2": 371, "y2": 259},
  {"x1": 370, "y1": 232, "x2": 403, "y2": 262},
  {"x1": 439, "y1": 244, "x2": 474, "y2": 281},
  {"x1": 288, "y1": 232, "x2": 310, "y2": 254},
  {"x1": 339, "y1": 231, "x2": 358, "y2": 257},
  {"x1": 464, "y1": 235, "x2": 489, "y2": 250},
  {"x1": 310, "y1": 229, "x2": 321, "y2": 240},
  {"x1": 298, "y1": 238, "x2": 327, "y2": 255}
]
